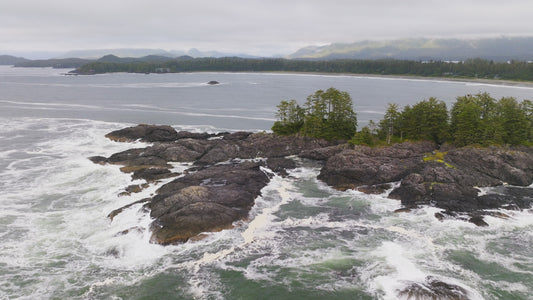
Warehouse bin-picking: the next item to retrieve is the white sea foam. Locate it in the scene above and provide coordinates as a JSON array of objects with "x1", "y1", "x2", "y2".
[
  {"x1": 0, "y1": 99, "x2": 102, "y2": 110},
  {"x1": 0, "y1": 118, "x2": 177, "y2": 298},
  {"x1": 87, "y1": 81, "x2": 210, "y2": 89}
]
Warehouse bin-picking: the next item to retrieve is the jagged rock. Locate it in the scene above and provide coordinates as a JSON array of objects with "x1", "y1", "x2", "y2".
[
  {"x1": 391, "y1": 148, "x2": 533, "y2": 213},
  {"x1": 118, "y1": 183, "x2": 150, "y2": 196},
  {"x1": 299, "y1": 144, "x2": 348, "y2": 160},
  {"x1": 357, "y1": 183, "x2": 392, "y2": 195},
  {"x1": 93, "y1": 126, "x2": 533, "y2": 243},
  {"x1": 108, "y1": 198, "x2": 151, "y2": 221},
  {"x1": 266, "y1": 157, "x2": 297, "y2": 177},
  {"x1": 106, "y1": 148, "x2": 171, "y2": 169},
  {"x1": 88, "y1": 156, "x2": 107, "y2": 165},
  {"x1": 175, "y1": 131, "x2": 221, "y2": 140},
  {"x1": 469, "y1": 215, "x2": 489, "y2": 227},
  {"x1": 320, "y1": 142, "x2": 533, "y2": 221},
  {"x1": 397, "y1": 276, "x2": 469, "y2": 300},
  {"x1": 105, "y1": 124, "x2": 178, "y2": 142},
  {"x1": 149, "y1": 161, "x2": 270, "y2": 244},
  {"x1": 222, "y1": 131, "x2": 253, "y2": 140},
  {"x1": 318, "y1": 142, "x2": 435, "y2": 190},
  {"x1": 131, "y1": 167, "x2": 179, "y2": 182}
]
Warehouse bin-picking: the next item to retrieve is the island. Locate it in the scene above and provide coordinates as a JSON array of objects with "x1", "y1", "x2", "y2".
[{"x1": 90, "y1": 123, "x2": 533, "y2": 245}]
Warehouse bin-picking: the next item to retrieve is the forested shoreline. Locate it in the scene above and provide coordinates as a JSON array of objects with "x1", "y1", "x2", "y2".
[
  {"x1": 72, "y1": 57, "x2": 533, "y2": 82},
  {"x1": 272, "y1": 89, "x2": 533, "y2": 147}
]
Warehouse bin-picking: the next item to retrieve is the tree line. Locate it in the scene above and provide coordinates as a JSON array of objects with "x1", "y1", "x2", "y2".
[
  {"x1": 74, "y1": 57, "x2": 533, "y2": 81},
  {"x1": 273, "y1": 89, "x2": 533, "y2": 147}
]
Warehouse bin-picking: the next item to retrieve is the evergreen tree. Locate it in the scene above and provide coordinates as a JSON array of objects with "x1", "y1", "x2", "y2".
[
  {"x1": 273, "y1": 88, "x2": 357, "y2": 140},
  {"x1": 400, "y1": 98, "x2": 449, "y2": 144},
  {"x1": 497, "y1": 97, "x2": 529, "y2": 145},
  {"x1": 378, "y1": 103, "x2": 401, "y2": 143},
  {"x1": 451, "y1": 95, "x2": 482, "y2": 146},
  {"x1": 521, "y1": 100, "x2": 533, "y2": 143},
  {"x1": 271, "y1": 99, "x2": 304, "y2": 135}
]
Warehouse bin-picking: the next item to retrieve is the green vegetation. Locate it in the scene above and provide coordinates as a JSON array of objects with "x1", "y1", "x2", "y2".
[
  {"x1": 273, "y1": 90, "x2": 533, "y2": 146},
  {"x1": 272, "y1": 88, "x2": 357, "y2": 140},
  {"x1": 423, "y1": 151, "x2": 456, "y2": 168},
  {"x1": 74, "y1": 57, "x2": 533, "y2": 82},
  {"x1": 450, "y1": 93, "x2": 531, "y2": 146}
]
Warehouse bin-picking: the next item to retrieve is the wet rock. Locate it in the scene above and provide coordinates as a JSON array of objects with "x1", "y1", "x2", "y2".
[
  {"x1": 266, "y1": 157, "x2": 297, "y2": 177},
  {"x1": 382, "y1": 147, "x2": 533, "y2": 212},
  {"x1": 88, "y1": 156, "x2": 107, "y2": 165},
  {"x1": 175, "y1": 131, "x2": 220, "y2": 140},
  {"x1": 118, "y1": 183, "x2": 150, "y2": 196},
  {"x1": 105, "y1": 124, "x2": 178, "y2": 142},
  {"x1": 299, "y1": 144, "x2": 348, "y2": 161},
  {"x1": 131, "y1": 167, "x2": 179, "y2": 182},
  {"x1": 222, "y1": 131, "x2": 253, "y2": 140},
  {"x1": 357, "y1": 183, "x2": 392, "y2": 195},
  {"x1": 108, "y1": 198, "x2": 151, "y2": 221},
  {"x1": 434, "y1": 212, "x2": 445, "y2": 222},
  {"x1": 318, "y1": 142, "x2": 435, "y2": 189},
  {"x1": 394, "y1": 207, "x2": 412, "y2": 213},
  {"x1": 107, "y1": 148, "x2": 171, "y2": 169},
  {"x1": 468, "y1": 215, "x2": 489, "y2": 227},
  {"x1": 397, "y1": 276, "x2": 469, "y2": 300},
  {"x1": 149, "y1": 161, "x2": 270, "y2": 244}
]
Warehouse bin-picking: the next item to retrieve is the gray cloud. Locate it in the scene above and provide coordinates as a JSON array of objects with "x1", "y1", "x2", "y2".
[{"x1": 1, "y1": 0, "x2": 532, "y2": 56}]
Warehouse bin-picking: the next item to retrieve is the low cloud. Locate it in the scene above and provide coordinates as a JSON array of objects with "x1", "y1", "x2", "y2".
[{"x1": 1, "y1": 0, "x2": 532, "y2": 56}]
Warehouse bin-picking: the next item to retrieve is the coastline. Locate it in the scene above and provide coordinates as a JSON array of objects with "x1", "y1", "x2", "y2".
[{"x1": 253, "y1": 70, "x2": 533, "y2": 88}]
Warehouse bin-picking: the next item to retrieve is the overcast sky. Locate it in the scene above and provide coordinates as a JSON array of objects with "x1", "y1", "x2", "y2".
[{"x1": 2, "y1": 0, "x2": 533, "y2": 58}]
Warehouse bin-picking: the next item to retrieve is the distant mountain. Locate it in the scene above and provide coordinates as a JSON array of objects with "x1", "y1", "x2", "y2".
[
  {"x1": 288, "y1": 37, "x2": 533, "y2": 61},
  {"x1": 14, "y1": 58, "x2": 93, "y2": 68},
  {"x1": 56, "y1": 48, "x2": 260, "y2": 59},
  {"x1": 96, "y1": 54, "x2": 177, "y2": 63},
  {"x1": 0, "y1": 55, "x2": 29, "y2": 65},
  {"x1": 57, "y1": 49, "x2": 174, "y2": 59},
  {"x1": 180, "y1": 48, "x2": 260, "y2": 58}
]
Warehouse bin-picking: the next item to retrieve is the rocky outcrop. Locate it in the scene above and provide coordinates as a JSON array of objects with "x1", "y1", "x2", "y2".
[
  {"x1": 105, "y1": 124, "x2": 179, "y2": 142},
  {"x1": 149, "y1": 161, "x2": 270, "y2": 244},
  {"x1": 94, "y1": 124, "x2": 334, "y2": 244},
  {"x1": 319, "y1": 142, "x2": 533, "y2": 225},
  {"x1": 318, "y1": 141, "x2": 436, "y2": 190},
  {"x1": 397, "y1": 276, "x2": 470, "y2": 300},
  {"x1": 388, "y1": 147, "x2": 533, "y2": 212},
  {"x1": 94, "y1": 124, "x2": 533, "y2": 241}
]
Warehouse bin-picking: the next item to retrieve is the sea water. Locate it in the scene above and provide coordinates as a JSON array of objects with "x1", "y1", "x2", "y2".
[{"x1": 1, "y1": 66, "x2": 533, "y2": 299}]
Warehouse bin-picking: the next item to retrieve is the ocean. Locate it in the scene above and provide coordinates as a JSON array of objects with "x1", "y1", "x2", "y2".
[{"x1": 1, "y1": 66, "x2": 533, "y2": 299}]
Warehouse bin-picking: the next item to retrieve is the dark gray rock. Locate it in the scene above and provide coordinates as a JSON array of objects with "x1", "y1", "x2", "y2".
[
  {"x1": 319, "y1": 142, "x2": 533, "y2": 218},
  {"x1": 299, "y1": 144, "x2": 348, "y2": 161},
  {"x1": 149, "y1": 161, "x2": 270, "y2": 244},
  {"x1": 105, "y1": 124, "x2": 178, "y2": 142},
  {"x1": 318, "y1": 142, "x2": 435, "y2": 190},
  {"x1": 131, "y1": 168, "x2": 179, "y2": 182},
  {"x1": 266, "y1": 157, "x2": 297, "y2": 177},
  {"x1": 397, "y1": 276, "x2": 469, "y2": 300},
  {"x1": 175, "y1": 131, "x2": 220, "y2": 140}
]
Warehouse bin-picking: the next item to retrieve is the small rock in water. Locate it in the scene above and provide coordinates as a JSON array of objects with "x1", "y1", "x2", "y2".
[
  {"x1": 394, "y1": 207, "x2": 412, "y2": 213},
  {"x1": 358, "y1": 183, "x2": 392, "y2": 194},
  {"x1": 468, "y1": 215, "x2": 489, "y2": 227},
  {"x1": 398, "y1": 276, "x2": 470, "y2": 300}
]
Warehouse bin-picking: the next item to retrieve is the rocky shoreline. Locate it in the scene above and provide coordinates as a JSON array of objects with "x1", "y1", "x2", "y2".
[{"x1": 90, "y1": 124, "x2": 533, "y2": 244}]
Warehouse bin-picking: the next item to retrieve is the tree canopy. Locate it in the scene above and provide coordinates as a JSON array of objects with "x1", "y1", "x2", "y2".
[
  {"x1": 74, "y1": 57, "x2": 533, "y2": 82},
  {"x1": 272, "y1": 88, "x2": 357, "y2": 140},
  {"x1": 273, "y1": 89, "x2": 532, "y2": 146}
]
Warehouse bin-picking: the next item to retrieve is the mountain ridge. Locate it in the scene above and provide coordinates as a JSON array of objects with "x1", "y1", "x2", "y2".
[{"x1": 287, "y1": 37, "x2": 533, "y2": 61}]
